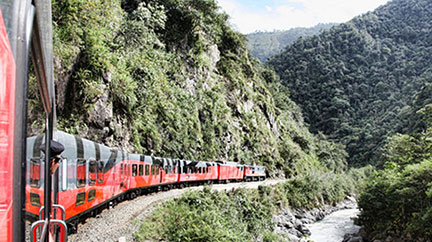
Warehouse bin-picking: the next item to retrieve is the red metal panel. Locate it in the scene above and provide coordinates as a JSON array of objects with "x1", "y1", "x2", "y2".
[{"x1": 0, "y1": 10, "x2": 16, "y2": 242}]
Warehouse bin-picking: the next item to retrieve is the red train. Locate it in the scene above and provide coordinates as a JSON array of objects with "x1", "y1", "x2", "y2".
[{"x1": 25, "y1": 131, "x2": 266, "y2": 231}]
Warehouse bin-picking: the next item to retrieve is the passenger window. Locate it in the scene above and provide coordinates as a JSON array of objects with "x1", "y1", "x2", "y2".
[
  {"x1": 132, "y1": 164, "x2": 137, "y2": 176},
  {"x1": 30, "y1": 193, "x2": 41, "y2": 207},
  {"x1": 30, "y1": 158, "x2": 41, "y2": 188},
  {"x1": 151, "y1": 165, "x2": 155, "y2": 175},
  {"x1": 98, "y1": 161, "x2": 104, "y2": 184},
  {"x1": 145, "y1": 165, "x2": 149, "y2": 176},
  {"x1": 61, "y1": 158, "x2": 67, "y2": 191},
  {"x1": 89, "y1": 160, "x2": 97, "y2": 185},
  {"x1": 76, "y1": 192, "x2": 85, "y2": 206},
  {"x1": 77, "y1": 159, "x2": 86, "y2": 187},
  {"x1": 88, "y1": 189, "x2": 96, "y2": 202},
  {"x1": 120, "y1": 164, "x2": 124, "y2": 176},
  {"x1": 139, "y1": 164, "x2": 143, "y2": 176}
]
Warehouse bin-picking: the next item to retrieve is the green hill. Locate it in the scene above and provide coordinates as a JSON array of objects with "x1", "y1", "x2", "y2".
[
  {"x1": 246, "y1": 23, "x2": 337, "y2": 62},
  {"x1": 268, "y1": 0, "x2": 432, "y2": 165},
  {"x1": 26, "y1": 0, "x2": 349, "y2": 177}
]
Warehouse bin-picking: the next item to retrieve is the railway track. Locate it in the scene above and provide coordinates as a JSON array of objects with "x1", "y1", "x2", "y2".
[{"x1": 65, "y1": 179, "x2": 284, "y2": 242}]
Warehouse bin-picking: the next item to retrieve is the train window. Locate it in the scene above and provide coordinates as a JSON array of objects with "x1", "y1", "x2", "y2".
[
  {"x1": 120, "y1": 163, "x2": 124, "y2": 176},
  {"x1": 61, "y1": 158, "x2": 67, "y2": 191},
  {"x1": 198, "y1": 168, "x2": 201, "y2": 174},
  {"x1": 89, "y1": 160, "x2": 97, "y2": 185},
  {"x1": 30, "y1": 193, "x2": 41, "y2": 207},
  {"x1": 132, "y1": 164, "x2": 137, "y2": 176},
  {"x1": 76, "y1": 192, "x2": 85, "y2": 206},
  {"x1": 139, "y1": 164, "x2": 143, "y2": 176},
  {"x1": 88, "y1": 189, "x2": 96, "y2": 202},
  {"x1": 98, "y1": 161, "x2": 104, "y2": 184},
  {"x1": 151, "y1": 165, "x2": 155, "y2": 175},
  {"x1": 77, "y1": 159, "x2": 86, "y2": 187},
  {"x1": 30, "y1": 158, "x2": 41, "y2": 188},
  {"x1": 145, "y1": 165, "x2": 150, "y2": 176}
]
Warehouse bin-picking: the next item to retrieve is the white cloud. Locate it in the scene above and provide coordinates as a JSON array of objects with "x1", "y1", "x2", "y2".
[{"x1": 218, "y1": 0, "x2": 390, "y2": 34}]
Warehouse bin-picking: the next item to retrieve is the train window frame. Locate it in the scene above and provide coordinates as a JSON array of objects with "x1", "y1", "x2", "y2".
[
  {"x1": 30, "y1": 192, "x2": 41, "y2": 207},
  {"x1": 76, "y1": 192, "x2": 85, "y2": 206},
  {"x1": 145, "y1": 165, "x2": 150, "y2": 176},
  {"x1": 61, "y1": 158, "x2": 67, "y2": 191},
  {"x1": 30, "y1": 158, "x2": 41, "y2": 188},
  {"x1": 89, "y1": 160, "x2": 97, "y2": 185},
  {"x1": 98, "y1": 161, "x2": 104, "y2": 184},
  {"x1": 139, "y1": 164, "x2": 143, "y2": 176},
  {"x1": 132, "y1": 164, "x2": 137, "y2": 177},
  {"x1": 88, "y1": 189, "x2": 96, "y2": 202},
  {"x1": 120, "y1": 163, "x2": 124, "y2": 177},
  {"x1": 76, "y1": 158, "x2": 87, "y2": 188}
]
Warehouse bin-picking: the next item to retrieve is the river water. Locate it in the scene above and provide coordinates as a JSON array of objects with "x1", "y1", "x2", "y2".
[{"x1": 307, "y1": 208, "x2": 361, "y2": 242}]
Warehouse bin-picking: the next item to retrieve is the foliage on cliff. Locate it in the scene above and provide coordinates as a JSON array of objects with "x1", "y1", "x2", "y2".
[
  {"x1": 26, "y1": 0, "x2": 349, "y2": 176},
  {"x1": 268, "y1": 0, "x2": 432, "y2": 165},
  {"x1": 246, "y1": 23, "x2": 337, "y2": 62}
]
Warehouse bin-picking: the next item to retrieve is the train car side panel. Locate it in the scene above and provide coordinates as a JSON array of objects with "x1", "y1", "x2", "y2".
[{"x1": 0, "y1": 12, "x2": 16, "y2": 241}]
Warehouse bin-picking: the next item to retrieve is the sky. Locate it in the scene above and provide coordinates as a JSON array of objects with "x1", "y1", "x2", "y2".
[{"x1": 217, "y1": 0, "x2": 390, "y2": 34}]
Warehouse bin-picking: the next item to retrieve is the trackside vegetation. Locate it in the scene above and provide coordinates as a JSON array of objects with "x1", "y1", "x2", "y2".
[{"x1": 136, "y1": 169, "x2": 370, "y2": 242}]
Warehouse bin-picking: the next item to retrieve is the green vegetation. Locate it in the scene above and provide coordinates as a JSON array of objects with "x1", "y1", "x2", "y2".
[
  {"x1": 25, "y1": 0, "x2": 353, "y2": 177},
  {"x1": 268, "y1": 0, "x2": 432, "y2": 166},
  {"x1": 246, "y1": 23, "x2": 337, "y2": 62},
  {"x1": 358, "y1": 106, "x2": 432, "y2": 240},
  {"x1": 136, "y1": 170, "x2": 368, "y2": 242}
]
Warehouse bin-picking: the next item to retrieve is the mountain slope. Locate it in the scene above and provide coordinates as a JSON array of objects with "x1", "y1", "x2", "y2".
[
  {"x1": 268, "y1": 0, "x2": 432, "y2": 165},
  {"x1": 27, "y1": 0, "x2": 348, "y2": 176},
  {"x1": 246, "y1": 23, "x2": 337, "y2": 62}
]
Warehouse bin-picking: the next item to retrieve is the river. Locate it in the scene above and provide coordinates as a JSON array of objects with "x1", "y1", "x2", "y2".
[{"x1": 307, "y1": 208, "x2": 361, "y2": 242}]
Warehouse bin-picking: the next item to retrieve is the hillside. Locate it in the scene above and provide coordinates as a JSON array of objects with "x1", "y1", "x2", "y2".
[
  {"x1": 246, "y1": 23, "x2": 337, "y2": 62},
  {"x1": 27, "y1": 0, "x2": 348, "y2": 177},
  {"x1": 268, "y1": 0, "x2": 432, "y2": 165}
]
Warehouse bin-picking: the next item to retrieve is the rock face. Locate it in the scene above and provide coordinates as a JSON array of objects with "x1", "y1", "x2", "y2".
[{"x1": 273, "y1": 196, "x2": 358, "y2": 241}]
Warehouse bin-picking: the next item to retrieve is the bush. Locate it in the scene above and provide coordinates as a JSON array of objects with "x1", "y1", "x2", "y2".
[
  {"x1": 358, "y1": 159, "x2": 432, "y2": 240},
  {"x1": 136, "y1": 172, "x2": 361, "y2": 241}
]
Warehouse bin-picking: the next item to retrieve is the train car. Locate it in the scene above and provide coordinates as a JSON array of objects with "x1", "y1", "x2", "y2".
[
  {"x1": 126, "y1": 154, "x2": 162, "y2": 196},
  {"x1": 216, "y1": 161, "x2": 244, "y2": 183},
  {"x1": 0, "y1": 10, "x2": 18, "y2": 242},
  {"x1": 25, "y1": 131, "x2": 147, "y2": 231},
  {"x1": 0, "y1": 0, "x2": 36, "y2": 240},
  {"x1": 159, "y1": 157, "x2": 178, "y2": 189},
  {"x1": 178, "y1": 160, "x2": 211, "y2": 185},
  {"x1": 244, "y1": 165, "x2": 266, "y2": 181}
]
